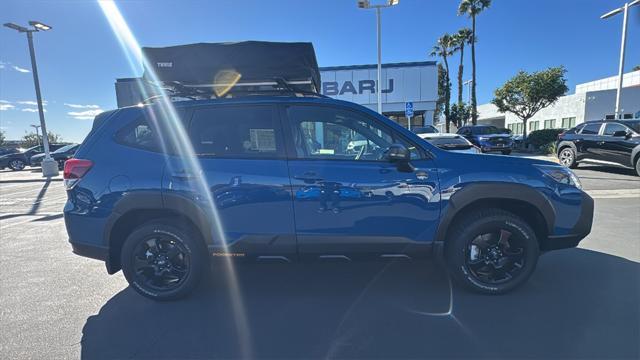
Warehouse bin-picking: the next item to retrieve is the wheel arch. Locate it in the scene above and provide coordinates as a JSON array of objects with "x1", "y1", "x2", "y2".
[
  {"x1": 557, "y1": 141, "x2": 577, "y2": 155},
  {"x1": 435, "y1": 183, "x2": 555, "y2": 250},
  {"x1": 104, "y1": 192, "x2": 212, "y2": 274}
]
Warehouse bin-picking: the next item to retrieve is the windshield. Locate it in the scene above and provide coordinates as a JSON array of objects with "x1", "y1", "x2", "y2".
[
  {"x1": 624, "y1": 121, "x2": 640, "y2": 133},
  {"x1": 53, "y1": 144, "x2": 77, "y2": 153},
  {"x1": 412, "y1": 126, "x2": 438, "y2": 134},
  {"x1": 471, "y1": 126, "x2": 501, "y2": 135},
  {"x1": 427, "y1": 137, "x2": 472, "y2": 147}
]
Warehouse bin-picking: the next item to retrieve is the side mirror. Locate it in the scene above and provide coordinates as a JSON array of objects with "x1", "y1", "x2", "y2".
[
  {"x1": 612, "y1": 130, "x2": 628, "y2": 138},
  {"x1": 384, "y1": 144, "x2": 414, "y2": 172}
]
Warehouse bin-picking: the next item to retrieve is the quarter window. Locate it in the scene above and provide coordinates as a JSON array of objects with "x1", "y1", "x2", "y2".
[
  {"x1": 580, "y1": 123, "x2": 602, "y2": 135},
  {"x1": 116, "y1": 120, "x2": 158, "y2": 151},
  {"x1": 287, "y1": 106, "x2": 421, "y2": 161},
  {"x1": 189, "y1": 106, "x2": 284, "y2": 158}
]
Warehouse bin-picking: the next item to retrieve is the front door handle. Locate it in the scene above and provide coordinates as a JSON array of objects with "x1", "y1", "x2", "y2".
[{"x1": 171, "y1": 170, "x2": 195, "y2": 180}]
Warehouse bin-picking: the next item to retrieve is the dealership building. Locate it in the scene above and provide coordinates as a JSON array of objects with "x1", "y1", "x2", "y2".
[
  {"x1": 476, "y1": 70, "x2": 640, "y2": 133},
  {"x1": 115, "y1": 61, "x2": 438, "y2": 128}
]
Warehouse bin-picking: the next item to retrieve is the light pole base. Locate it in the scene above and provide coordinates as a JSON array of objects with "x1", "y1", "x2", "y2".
[{"x1": 41, "y1": 157, "x2": 59, "y2": 177}]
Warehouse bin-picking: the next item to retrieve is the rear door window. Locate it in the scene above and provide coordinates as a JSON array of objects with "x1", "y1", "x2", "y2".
[
  {"x1": 189, "y1": 106, "x2": 285, "y2": 159},
  {"x1": 580, "y1": 123, "x2": 602, "y2": 135}
]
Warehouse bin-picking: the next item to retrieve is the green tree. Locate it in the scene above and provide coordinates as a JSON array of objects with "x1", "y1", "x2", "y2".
[
  {"x1": 458, "y1": 0, "x2": 491, "y2": 125},
  {"x1": 450, "y1": 102, "x2": 471, "y2": 127},
  {"x1": 430, "y1": 33, "x2": 455, "y2": 132},
  {"x1": 633, "y1": 65, "x2": 640, "y2": 71},
  {"x1": 491, "y1": 66, "x2": 568, "y2": 138},
  {"x1": 21, "y1": 131, "x2": 62, "y2": 148},
  {"x1": 0, "y1": 130, "x2": 5, "y2": 147},
  {"x1": 452, "y1": 28, "x2": 473, "y2": 107},
  {"x1": 433, "y1": 63, "x2": 447, "y2": 123}
]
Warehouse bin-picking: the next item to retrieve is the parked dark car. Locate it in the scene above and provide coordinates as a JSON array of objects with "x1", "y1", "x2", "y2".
[
  {"x1": 30, "y1": 144, "x2": 79, "y2": 169},
  {"x1": 457, "y1": 125, "x2": 513, "y2": 155},
  {"x1": 556, "y1": 120, "x2": 640, "y2": 176},
  {"x1": 0, "y1": 144, "x2": 66, "y2": 171},
  {"x1": 64, "y1": 96, "x2": 593, "y2": 301},
  {"x1": 416, "y1": 133, "x2": 481, "y2": 154},
  {"x1": 411, "y1": 125, "x2": 439, "y2": 135}
]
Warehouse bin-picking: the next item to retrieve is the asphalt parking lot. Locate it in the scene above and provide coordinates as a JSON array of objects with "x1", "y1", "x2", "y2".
[{"x1": 0, "y1": 165, "x2": 638, "y2": 359}]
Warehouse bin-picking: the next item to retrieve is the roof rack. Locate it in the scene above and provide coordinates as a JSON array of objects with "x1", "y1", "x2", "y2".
[{"x1": 140, "y1": 77, "x2": 328, "y2": 104}]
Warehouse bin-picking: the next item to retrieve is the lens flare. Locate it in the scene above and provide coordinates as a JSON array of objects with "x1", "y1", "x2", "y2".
[{"x1": 97, "y1": 1, "x2": 252, "y2": 357}]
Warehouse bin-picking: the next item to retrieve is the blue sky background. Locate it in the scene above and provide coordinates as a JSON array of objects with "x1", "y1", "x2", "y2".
[{"x1": 1, "y1": 0, "x2": 639, "y2": 143}]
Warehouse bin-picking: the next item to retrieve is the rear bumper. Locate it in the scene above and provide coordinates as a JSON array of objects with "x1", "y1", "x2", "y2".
[{"x1": 542, "y1": 192, "x2": 594, "y2": 250}]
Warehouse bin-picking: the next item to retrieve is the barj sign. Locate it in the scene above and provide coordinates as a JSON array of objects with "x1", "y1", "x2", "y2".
[{"x1": 319, "y1": 62, "x2": 438, "y2": 115}]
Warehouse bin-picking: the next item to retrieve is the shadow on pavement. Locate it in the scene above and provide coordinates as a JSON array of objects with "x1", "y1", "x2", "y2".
[{"x1": 80, "y1": 248, "x2": 639, "y2": 359}]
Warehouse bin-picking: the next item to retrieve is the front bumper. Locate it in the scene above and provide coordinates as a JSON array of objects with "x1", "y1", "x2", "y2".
[
  {"x1": 480, "y1": 143, "x2": 513, "y2": 152},
  {"x1": 542, "y1": 191, "x2": 594, "y2": 250}
]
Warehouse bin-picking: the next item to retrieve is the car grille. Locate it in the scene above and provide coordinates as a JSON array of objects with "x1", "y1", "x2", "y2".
[{"x1": 489, "y1": 137, "x2": 511, "y2": 146}]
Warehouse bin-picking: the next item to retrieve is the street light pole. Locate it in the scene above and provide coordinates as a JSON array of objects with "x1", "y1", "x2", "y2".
[
  {"x1": 358, "y1": 0, "x2": 399, "y2": 115},
  {"x1": 376, "y1": 6, "x2": 382, "y2": 115},
  {"x1": 4, "y1": 20, "x2": 58, "y2": 177},
  {"x1": 31, "y1": 124, "x2": 41, "y2": 147},
  {"x1": 601, "y1": 0, "x2": 639, "y2": 119}
]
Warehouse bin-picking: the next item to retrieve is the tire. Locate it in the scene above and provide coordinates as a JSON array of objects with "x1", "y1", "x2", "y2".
[
  {"x1": 8, "y1": 159, "x2": 26, "y2": 171},
  {"x1": 635, "y1": 157, "x2": 640, "y2": 177},
  {"x1": 558, "y1": 147, "x2": 578, "y2": 169},
  {"x1": 445, "y1": 208, "x2": 540, "y2": 295},
  {"x1": 120, "y1": 219, "x2": 208, "y2": 301},
  {"x1": 501, "y1": 150, "x2": 512, "y2": 155}
]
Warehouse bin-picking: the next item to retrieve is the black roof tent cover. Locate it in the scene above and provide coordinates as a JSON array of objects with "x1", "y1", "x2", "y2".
[{"x1": 142, "y1": 41, "x2": 321, "y2": 95}]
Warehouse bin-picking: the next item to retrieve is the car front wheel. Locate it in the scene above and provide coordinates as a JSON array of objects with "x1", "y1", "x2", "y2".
[
  {"x1": 635, "y1": 157, "x2": 640, "y2": 177},
  {"x1": 445, "y1": 209, "x2": 540, "y2": 294},
  {"x1": 501, "y1": 149, "x2": 512, "y2": 155},
  {"x1": 121, "y1": 219, "x2": 208, "y2": 301},
  {"x1": 8, "y1": 159, "x2": 26, "y2": 171}
]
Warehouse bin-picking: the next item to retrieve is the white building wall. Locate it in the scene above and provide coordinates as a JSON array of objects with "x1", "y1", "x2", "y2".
[{"x1": 476, "y1": 70, "x2": 640, "y2": 132}]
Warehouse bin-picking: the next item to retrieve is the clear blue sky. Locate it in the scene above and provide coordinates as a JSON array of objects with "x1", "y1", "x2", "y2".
[{"x1": 1, "y1": 0, "x2": 639, "y2": 143}]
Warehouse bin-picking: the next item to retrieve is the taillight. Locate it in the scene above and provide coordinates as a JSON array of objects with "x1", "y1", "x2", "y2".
[{"x1": 63, "y1": 159, "x2": 93, "y2": 189}]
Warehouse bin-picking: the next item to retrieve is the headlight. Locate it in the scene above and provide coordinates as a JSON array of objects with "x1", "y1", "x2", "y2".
[
  {"x1": 535, "y1": 164, "x2": 582, "y2": 189},
  {"x1": 478, "y1": 136, "x2": 489, "y2": 141}
]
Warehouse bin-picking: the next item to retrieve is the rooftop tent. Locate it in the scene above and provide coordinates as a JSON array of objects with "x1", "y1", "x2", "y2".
[{"x1": 141, "y1": 41, "x2": 321, "y2": 96}]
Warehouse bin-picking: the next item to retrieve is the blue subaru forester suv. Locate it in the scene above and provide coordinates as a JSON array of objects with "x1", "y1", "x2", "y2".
[{"x1": 64, "y1": 96, "x2": 593, "y2": 300}]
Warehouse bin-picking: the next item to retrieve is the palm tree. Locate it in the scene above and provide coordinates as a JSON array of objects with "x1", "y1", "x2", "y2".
[
  {"x1": 458, "y1": 0, "x2": 491, "y2": 125},
  {"x1": 452, "y1": 28, "x2": 473, "y2": 107},
  {"x1": 430, "y1": 34, "x2": 455, "y2": 132}
]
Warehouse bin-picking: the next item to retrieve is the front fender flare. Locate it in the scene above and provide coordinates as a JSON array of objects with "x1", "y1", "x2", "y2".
[{"x1": 435, "y1": 182, "x2": 556, "y2": 243}]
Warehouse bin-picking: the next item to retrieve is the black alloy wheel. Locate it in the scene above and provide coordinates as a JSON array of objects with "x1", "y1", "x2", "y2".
[
  {"x1": 121, "y1": 220, "x2": 207, "y2": 300},
  {"x1": 132, "y1": 235, "x2": 191, "y2": 292},
  {"x1": 466, "y1": 229, "x2": 525, "y2": 284},
  {"x1": 446, "y1": 208, "x2": 539, "y2": 294}
]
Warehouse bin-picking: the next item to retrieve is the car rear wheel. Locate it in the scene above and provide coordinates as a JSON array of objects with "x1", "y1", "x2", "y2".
[
  {"x1": 635, "y1": 157, "x2": 640, "y2": 177},
  {"x1": 121, "y1": 219, "x2": 208, "y2": 301},
  {"x1": 445, "y1": 209, "x2": 540, "y2": 294},
  {"x1": 558, "y1": 147, "x2": 577, "y2": 169},
  {"x1": 8, "y1": 159, "x2": 26, "y2": 171}
]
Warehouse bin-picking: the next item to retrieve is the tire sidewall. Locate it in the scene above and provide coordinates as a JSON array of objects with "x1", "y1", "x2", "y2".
[
  {"x1": 121, "y1": 222, "x2": 206, "y2": 301},
  {"x1": 447, "y1": 214, "x2": 539, "y2": 294}
]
